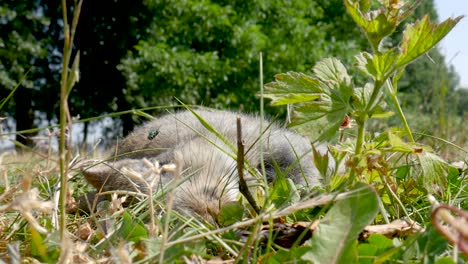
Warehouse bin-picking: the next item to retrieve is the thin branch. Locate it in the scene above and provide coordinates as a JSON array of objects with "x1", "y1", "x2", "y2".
[{"x1": 236, "y1": 116, "x2": 260, "y2": 214}]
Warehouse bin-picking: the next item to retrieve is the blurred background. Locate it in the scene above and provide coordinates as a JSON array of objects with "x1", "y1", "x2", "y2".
[{"x1": 0, "y1": 0, "x2": 466, "y2": 157}]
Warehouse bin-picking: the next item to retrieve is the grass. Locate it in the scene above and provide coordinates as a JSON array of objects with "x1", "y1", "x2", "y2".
[
  {"x1": 0, "y1": 110, "x2": 466, "y2": 262},
  {"x1": 0, "y1": 0, "x2": 467, "y2": 263}
]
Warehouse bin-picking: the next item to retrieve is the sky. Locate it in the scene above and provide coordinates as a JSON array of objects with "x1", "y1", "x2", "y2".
[{"x1": 434, "y1": 0, "x2": 468, "y2": 88}]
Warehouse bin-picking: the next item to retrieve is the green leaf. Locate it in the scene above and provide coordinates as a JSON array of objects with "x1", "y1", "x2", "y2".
[
  {"x1": 396, "y1": 15, "x2": 463, "y2": 68},
  {"x1": 218, "y1": 201, "x2": 244, "y2": 226},
  {"x1": 387, "y1": 132, "x2": 414, "y2": 153},
  {"x1": 263, "y1": 72, "x2": 322, "y2": 106},
  {"x1": 115, "y1": 210, "x2": 148, "y2": 243},
  {"x1": 351, "y1": 83, "x2": 373, "y2": 112},
  {"x1": 29, "y1": 228, "x2": 48, "y2": 262},
  {"x1": 435, "y1": 257, "x2": 456, "y2": 264},
  {"x1": 355, "y1": 50, "x2": 398, "y2": 81},
  {"x1": 360, "y1": 234, "x2": 404, "y2": 263},
  {"x1": 417, "y1": 151, "x2": 448, "y2": 193},
  {"x1": 302, "y1": 184, "x2": 379, "y2": 263},
  {"x1": 285, "y1": 59, "x2": 353, "y2": 141},
  {"x1": 313, "y1": 58, "x2": 352, "y2": 88},
  {"x1": 312, "y1": 145, "x2": 330, "y2": 179},
  {"x1": 345, "y1": 1, "x2": 397, "y2": 48}
]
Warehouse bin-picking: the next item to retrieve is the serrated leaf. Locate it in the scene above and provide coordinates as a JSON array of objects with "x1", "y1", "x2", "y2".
[
  {"x1": 291, "y1": 102, "x2": 347, "y2": 141},
  {"x1": 292, "y1": 59, "x2": 353, "y2": 141},
  {"x1": 302, "y1": 184, "x2": 379, "y2": 263},
  {"x1": 313, "y1": 58, "x2": 352, "y2": 88},
  {"x1": 396, "y1": 15, "x2": 463, "y2": 68},
  {"x1": 268, "y1": 93, "x2": 321, "y2": 106},
  {"x1": 355, "y1": 50, "x2": 398, "y2": 81},
  {"x1": 351, "y1": 83, "x2": 373, "y2": 112},
  {"x1": 264, "y1": 59, "x2": 353, "y2": 141},
  {"x1": 387, "y1": 132, "x2": 414, "y2": 153},
  {"x1": 312, "y1": 145, "x2": 330, "y2": 179},
  {"x1": 417, "y1": 151, "x2": 448, "y2": 192},
  {"x1": 263, "y1": 72, "x2": 322, "y2": 106},
  {"x1": 345, "y1": 1, "x2": 397, "y2": 48}
]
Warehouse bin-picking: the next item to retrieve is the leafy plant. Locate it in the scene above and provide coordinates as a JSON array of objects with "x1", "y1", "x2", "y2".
[
  {"x1": 262, "y1": 0, "x2": 465, "y2": 262},
  {"x1": 0, "y1": 1, "x2": 466, "y2": 263},
  {"x1": 264, "y1": 0, "x2": 462, "y2": 185}
]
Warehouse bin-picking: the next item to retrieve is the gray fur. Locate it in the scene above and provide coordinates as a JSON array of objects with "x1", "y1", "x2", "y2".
[{"x1": 82, "y1": 109, "x2": 329, "y2": 223}]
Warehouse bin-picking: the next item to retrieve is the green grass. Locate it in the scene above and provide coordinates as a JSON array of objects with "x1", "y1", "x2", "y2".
[
  {"x1": 0, "y1": 0, "x2": 467, "y2": 262},
  {"x1": 0, "y1": 113, "x2": 466, "y2": 263}
]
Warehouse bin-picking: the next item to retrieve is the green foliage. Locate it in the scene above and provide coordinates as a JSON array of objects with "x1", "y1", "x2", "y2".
[
  {"x1": 302, "y1": 184, "x2": 379, "y2": 263},
  {"x1": 396, "y1": 15, "x2": 462, "y2": 68},
  {"x1": 114, "y1": 210, "x2": 148, "y2": 244},
  {"x1": 217, "y1": 201, "x2": 244, "y2": 226},
  {"x1": 1, "y1": 0, "x2": 467, "y2": 263},
  {"x1": 263, "y1": 0, "x2": 462, "y2": 184},
  {"x1": 264, "y1": 58, "x2": 353, "y2": 141},
  {"x1": 118, "y1": 0, "x2": 364, "y2": 113},
  {"x1": 358, "y1": 234, "x2": 400, "y2": 263}
]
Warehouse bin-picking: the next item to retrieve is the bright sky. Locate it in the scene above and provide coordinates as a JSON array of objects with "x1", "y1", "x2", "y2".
[{"x1": 434, "y1": 0, "x2": 468, "y2": 88}]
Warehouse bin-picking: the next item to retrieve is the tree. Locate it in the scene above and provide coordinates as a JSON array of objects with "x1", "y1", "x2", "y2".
[
  {"x1": 118, "y1": 0, "x2": 367, "y2": 118},
  {"x1": 72, "y1": 0, "x2": 151, "y2": 137},
  {"x1": 0, "y1": 1, "x2": 53, "y2": 146},
  {"x1": 1, "y1": 0, "x2": 461, "y2": 147}
]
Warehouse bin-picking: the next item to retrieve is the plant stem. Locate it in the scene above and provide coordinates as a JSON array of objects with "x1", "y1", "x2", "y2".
[
  {"x1": 58, "y1": 0, "x2": 70, "y2": 240},
  {"x1": 386, "y1": 79, "x2": 415, "y2": 143},
  {"x1": 355, "y1": 118, "x2": 366, "y2": 156},
  {"x1": 58, "y1": 0, "x2": 83, "y2": 240},
  {"x1": 347, "y1": 118, "x2": 366, "y2": 184}
]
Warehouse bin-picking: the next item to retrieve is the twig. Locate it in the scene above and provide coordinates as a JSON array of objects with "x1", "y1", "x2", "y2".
[
  {"x1": 236, "y1": 116, "x2": 260, "y2": 214},
  {"x1": 431, "y1": 204, "x2": 468, "y2": 255}
]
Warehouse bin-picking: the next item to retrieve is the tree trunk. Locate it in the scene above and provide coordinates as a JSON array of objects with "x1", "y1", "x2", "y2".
[{"x1": 14, "y1": 87, "x2": 35, "y2": 148}]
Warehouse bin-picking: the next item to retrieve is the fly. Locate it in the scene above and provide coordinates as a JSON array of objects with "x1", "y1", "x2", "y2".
[{"x1": 148, "y1": 127, "x2": 160, "y2": 140}]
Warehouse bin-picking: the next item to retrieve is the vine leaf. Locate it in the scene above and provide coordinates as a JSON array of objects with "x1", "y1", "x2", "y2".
[
  {"x1": 302, "y1": 184, "x2": 379, "y2": 263},
  {"x1": 263, "y1": 72, "x2": 322, "y2": 106},
  {"x1": 344, "y1": 0, "x2": 398, "y2": 48},
  {"x1": 355, "y1": 50, "x2": 398, "y2": 82},
  {"x1": 417, "y1": 151, "x2": 449, "y2": 193},
  {"x1": 264, "y1": 58, "x2": 353, "y2": 141},
  {"x1": 396, "y1": 15, "x2": 463, "y2": 68}
]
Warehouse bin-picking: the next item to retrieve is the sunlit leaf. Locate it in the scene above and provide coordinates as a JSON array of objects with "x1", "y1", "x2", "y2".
[
  {"x1": 29, "y1": 228, "x2": 48, "y2": 261},
  {"x1": 355, "y1": 50, "x2": 398, "y2": 81},
  {"x1": 313, "y1": 58, "x2": 352, "y2": 88},
  {"x1": 263, "y1": 58, "x2": 353, "y2": 141},
  {"x1": 435, "y1": 257, "x2": 457, "y2": 264},
  {"x1": 396, "y1": 15, "x2": 463, "y2": 68},
  {"x1": 302, "y1": 184, "x2": 379, "y2": 263},
  {"x1": 417, "y1": 151, "x2": 448, "y2": 192},
  {"x1": 263, "y1": 72, "x2": 322, "y2": 106},
  {"x1": 387, "y1": 132, "x2": 414, "y2": 153},
  {"x1": 345, "y1": 0, "x2": 398, "y2": 48}
]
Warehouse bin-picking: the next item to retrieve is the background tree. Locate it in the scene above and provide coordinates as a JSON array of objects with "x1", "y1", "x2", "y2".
[
  {"x1": 0, "y1": 0, "x2": 463, "y2": 148},
  {"x1": 0, "y1": 1, "x2": 53, "y2": 146},
  {"x1": 72, "y1": 0, "x2": 150, "y2": 138},
  {"x1": 118, "y1": 0, "x2": 366, "y2": 120}
]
